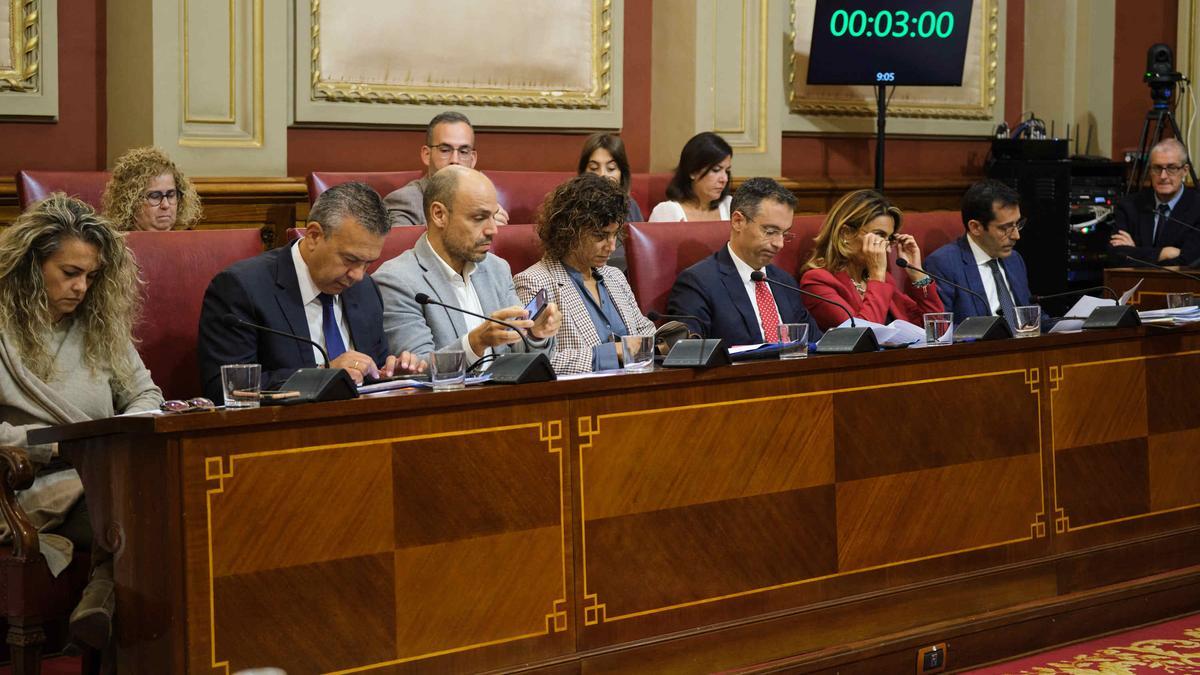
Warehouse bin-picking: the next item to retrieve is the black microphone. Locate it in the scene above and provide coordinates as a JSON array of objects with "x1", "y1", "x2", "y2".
[
  {"x1": 1031, "y1": 285, "x2": 1120, "y2": 303},
  {"x1": 1124, "y1": 256, "x2": 1200, "y2": 283},
  {"x1": 1138, "y1": 208, "x2": 1200, "y2": 236},
  {"x1": 414, "y1": 292, "x2": 535, "y2": 350},
  {"x1": 223, "y1": 314, "x2": 330, "y2": 367},
  {"x1": 894, "y1": 259, "x2": 1003, "y2": 318},
  {"x1": 750, "y1": 270, "x2": 856, "y2": 328}
]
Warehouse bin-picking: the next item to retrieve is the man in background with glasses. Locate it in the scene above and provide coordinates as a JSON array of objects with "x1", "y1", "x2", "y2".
[
  {"x1": 384, "y1": 111, "x2": 511, "y2": 227},
  {"x1": 925, "y1": 180, "x2": 1038, "y2": 328},
  {"x1": 1108, "y1": 138, "x2": 1200, "y2": 267},
  {"x1": 667, "y1": 177, "x2": 821, "y2": 345}
]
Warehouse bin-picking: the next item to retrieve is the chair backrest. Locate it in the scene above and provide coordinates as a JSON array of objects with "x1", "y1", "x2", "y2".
[
  {"x1": 16, "y1": 171, "x2": 112, "y2": 211},
  {"x1": 491, "y1": 223, "x2": 543, "y2": 276},
  {"x1": 484, "y1": 171, "x2": 575, "y2": 225},
  {"x1": 625, "y1": 221, "x2": 732, "y2": 314},
  {"x1": 629, "y1": 172, "x2": 673, "y2": 220},
  {"x1": 892, "y1": 211, "x2": 963, "y2": 287},
  {"x1": 306, "y1": 171, "x2": 424, "y2": 206},
  {"x1": 286, "y1": 225, "x2": 428, "y2": 275},
  {"x1": 127, "y1": 229, "x2": 265, "y2": 400}
]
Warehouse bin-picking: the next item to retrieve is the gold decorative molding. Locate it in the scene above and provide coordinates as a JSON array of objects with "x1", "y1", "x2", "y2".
[
  {"x1": 788, "y1": 0, "x2": 998, "y2": 120},
  {"x1": 308, "y1": 0, "x2": 612, "y2": 110},
  {"x1": 0, "y1": 0, "x2": 38, "y2": 92}
]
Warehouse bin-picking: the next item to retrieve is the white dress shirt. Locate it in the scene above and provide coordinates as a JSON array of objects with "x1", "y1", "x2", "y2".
[
  {"x1": 966, "y1": 235, "x2": 1014, "y2": 317},
  {"x1": 291, "y1": 242, "x2": 353, "y2": 364},
  {"x1": 727, "y1": 244, "x2": 781, "y2": 340},
  {"x1": 426, "y1": 245, "x2": 491, "y2": 365}
]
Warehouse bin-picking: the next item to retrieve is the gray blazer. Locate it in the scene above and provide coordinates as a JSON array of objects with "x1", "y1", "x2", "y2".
[
  {"x1": 372, "y1": 233, "x2": 554, "y2": 359},
  {"x1": 383, "y1": 177, "x2": 428, "y2": 227}
]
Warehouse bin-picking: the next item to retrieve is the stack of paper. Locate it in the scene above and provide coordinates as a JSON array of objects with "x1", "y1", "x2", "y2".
[{"x1": 834, "y1": 318, "x2": 924, "y2": 346}]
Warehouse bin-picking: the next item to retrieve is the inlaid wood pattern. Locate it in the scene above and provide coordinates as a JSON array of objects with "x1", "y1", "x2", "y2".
[
  {"x1": 584, "y1": 486, "x2": 836, "y2": 618},
  {"x1": 1146, "y1": 354, "x2": 1200, "y2": 435},
  {"x1": 391, "y1": 426, "x2": 561, "y2": 547},
  {"x1": 1051, "y1": 360, "x2": 1147, "y2": 451},
  {"x1": 210, "y1": 443, "x2": 395, "y2": 575},
  {"x1": 213, "y1": 552, "x2": 396, "y2": 674},
  {"x1": 836, "y1": 455, "x2": 1042, "y2": 571},
  {"x1": 581, "y1": 396, "x2": 834, "y2": 520},
  {"x1": 1055, "y1": 439, "x2": 1150, "y2": 529},
  {"x1": 393, "y1": 527, "x2": 565, "y2": 659},
  {"x1": 1149, "y1": 429, "x2": 1200, "y2": 511},
  {"x1": 834, "y1": 373, "x2": 1039, "y2": 481}
]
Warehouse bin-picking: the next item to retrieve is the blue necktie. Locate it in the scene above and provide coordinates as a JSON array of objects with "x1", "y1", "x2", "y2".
[
  {"x1": 987, "y1": 258, "x2": 1018, "y2": 330},
  {"x1": 318, "y1": 293, "x2": 347, "y2": 362},
  {"x1": 1153, "y1": 203, "x2": 1170, "y2": 246}
]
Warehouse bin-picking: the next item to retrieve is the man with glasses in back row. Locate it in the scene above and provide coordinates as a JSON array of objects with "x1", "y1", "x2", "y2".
[
  {"x1": 924, "y1": 179, "x2": 1037, "y2": 328},
  {"x1": 1108, "y1": 138, "x2": 1200, "y2": 267},
  {"x1": 667, "y1": 177, "x2": 822, "y2": 345},
  {"x1": 384, "y1": 111, "x2": 511, "y2": 227}
]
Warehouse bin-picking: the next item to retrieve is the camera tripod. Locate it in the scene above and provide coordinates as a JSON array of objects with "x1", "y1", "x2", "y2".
[{"x1": 1128, "y1": 104, "x2": 1198, "y2": 193}]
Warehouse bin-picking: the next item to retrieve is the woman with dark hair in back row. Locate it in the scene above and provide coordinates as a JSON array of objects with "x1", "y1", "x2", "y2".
[
  {"x1": 649, "y1": 131, "x2": 733, "y2": 222},
  {"x1": 577, "y1": 133, "x2": 642, "y2": 271}
]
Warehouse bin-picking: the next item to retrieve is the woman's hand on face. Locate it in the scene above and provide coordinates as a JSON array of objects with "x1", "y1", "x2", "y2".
[
  {"x1": 862, "y1": 233, "x2": 889, "y2": 282},
  {"x1": 893, "y1": 233, "x2": 922, "y2": 270}
]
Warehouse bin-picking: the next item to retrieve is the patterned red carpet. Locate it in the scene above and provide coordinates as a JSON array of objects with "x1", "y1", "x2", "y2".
[{"x1": 966, "y1": 612, "x2": 1200, "y2": 674}]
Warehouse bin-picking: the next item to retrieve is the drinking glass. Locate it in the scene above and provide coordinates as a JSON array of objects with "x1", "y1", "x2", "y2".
[
  {"x1": 923, "y1": 312, "x2": 954, "y2": 346},
  {"x1": 221, "y1": 364, "x2": 261, "y2": 408},
  {"x1": 621, "y1": 335, "x2": 655, "y2": 371},
  {"x1": 775, "y1": 323, "x2": 809, "y2": 359},
  {"x1": 1013, "y1": 305, "x2": 1042, "y2": 338},
  {"x1": 430, "y1": 347, "x2": 466, "y2": 390},
  {"x1": 1167, "y1": 292, "x2": 1195, "y2": 309}
]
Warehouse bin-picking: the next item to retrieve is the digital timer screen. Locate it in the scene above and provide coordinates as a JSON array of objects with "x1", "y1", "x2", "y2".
[{"x1": 806, "y1": 0, "x2": 973, "y2": 86}]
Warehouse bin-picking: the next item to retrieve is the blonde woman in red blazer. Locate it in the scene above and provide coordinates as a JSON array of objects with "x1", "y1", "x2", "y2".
[
  {"x1": 799, "y1": 189, "x2": 944, "y2": 330},
  {"x1": 515, "y1": 174, "x2": 655, "y2": 375}
]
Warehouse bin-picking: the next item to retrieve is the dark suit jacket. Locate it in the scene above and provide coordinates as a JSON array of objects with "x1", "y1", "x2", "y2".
[
  {"x1": 924, "y1": 235, "x2": 1035, "y2": 324},
  {"x1": 197, "y1": 245, "x2": 389, "y2": 401},
  {"x1": 667, "y1": 246, "x2": 822, "y2": 345},
  {"x1": 1108, "y1": 187, "x2": 1200, "y2": 266}
]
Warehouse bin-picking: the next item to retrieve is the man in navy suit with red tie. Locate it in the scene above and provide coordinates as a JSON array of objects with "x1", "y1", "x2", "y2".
[
  {"x1": 1108, "y1": 138, "x2": 1200, "y2": 267},
  {"x1": 667, "y1": 178, "x2": 822, "y2": 345}
]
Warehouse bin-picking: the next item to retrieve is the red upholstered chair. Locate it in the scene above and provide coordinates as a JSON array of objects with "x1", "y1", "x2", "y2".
[
  {"x1": 306, "y1": 171, "x2": 424, "y2": 205},
  {"x1": 491, "y1": 223, "x2": 543, "y2": 276},
  {"x1": 629, "y1": 172, "x2": 673, "y2": 218},
  {"x1": 484, "y1": 171, "x2": 574, "y2": 225},
  {"x1": 625, "y1": 221, "x2": 732, "y2": 314},
  {"x1": 285, "y1": 226, "x2": 427, "y2": 275},
  {"x1": 888, "y1": 210, "x2": 963, "y2": 287},
  {"x1": 127, "y1": 229, "x2": 266, "y2": 400},
  {"x1": 16, "y1": 171, "x2": 111, "y2": 211},
  {"x1": 777, "y1": 214, "x2": 826, "y2": 278}
]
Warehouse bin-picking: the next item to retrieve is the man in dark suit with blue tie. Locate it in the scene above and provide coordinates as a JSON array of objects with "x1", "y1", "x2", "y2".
[
  {"x1": 197, "y1": 182, "x2": 423, "y2": 401},
  {"x1": 924, "y1": 180, "x2": 1036, "y2": 327},
  {"x1": 667, "y1": 177, "x2": 822, "y2": 345},
  {"x1": 1108, "y1": 138, "x2": 1200, "y2": 267}
]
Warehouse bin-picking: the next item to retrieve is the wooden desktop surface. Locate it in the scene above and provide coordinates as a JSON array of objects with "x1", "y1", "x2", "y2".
[
  {"x1": 1106, "y1": 266, "x2": 1200, "y2": 309},
  {"x1": 31, "y1": 326, "x2": 1200, "y2": 674}
]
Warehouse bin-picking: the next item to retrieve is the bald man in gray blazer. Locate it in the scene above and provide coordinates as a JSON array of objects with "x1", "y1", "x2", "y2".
[{"x1": 373, "y1": 166, "x2": 559, "y2": 365}]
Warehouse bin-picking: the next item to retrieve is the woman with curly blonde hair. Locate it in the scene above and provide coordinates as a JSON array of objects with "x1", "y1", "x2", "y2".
[
  {"x1": 101, "y1": 146, "x2": 202, "y2": 231},
  {"x1": 0, "y1": 194, "x2": 163, "y2": 649}
]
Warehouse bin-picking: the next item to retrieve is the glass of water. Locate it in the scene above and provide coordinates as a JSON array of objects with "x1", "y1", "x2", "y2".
[
  {"x1": 1013, "y1": 305, "x2": 1042, "y2": 338},
  {"x1": 775, "y1": 323, "x2": 809, "y2": 359},
  {"x1": 430, "y1": 346, "x2": 466, "y2": 390},
  {"x1": 923, "y1": 312, "x2": 954, "y2": 346},
  {"x1": 1167, "y1": 292, "x2": 1195, "y2": 309},
  {"x1": 221, "y1": 364, "x2": 261, "y2": 408},
  {"x1": 621, "y1": 335, "x2": 655, "y2": 371}
]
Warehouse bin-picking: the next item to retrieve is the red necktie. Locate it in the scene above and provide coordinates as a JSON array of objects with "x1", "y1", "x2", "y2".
[{"x1": 754, "y1": 280, "x2": 780, "y2": 342}]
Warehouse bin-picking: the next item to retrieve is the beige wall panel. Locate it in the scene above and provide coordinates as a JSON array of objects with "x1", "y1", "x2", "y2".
[
  {"x1": 0, "y1": 0, "x2": 58, "y2": 118},
  {"x1": 1179, "y1": 1, "x2": 1198, "y2": 157},
  {"x1": 784, "y1": 0, "x2": 1005, "y2": 136},
  {"x1": 107, "y1": 0, "x2": 154, "y2": 156},
  {"x1": 649, "y1": 0, "x2": 697, "y2": 171},
  {"x1": 183, "y1": 0, "x2": 234, "y2": 123},
  {"x1": 294, "y1": 0, "x2": 623, "y2": 130}
]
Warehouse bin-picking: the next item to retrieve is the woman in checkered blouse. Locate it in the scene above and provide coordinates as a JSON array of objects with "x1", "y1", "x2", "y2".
[{"x1": 514, "y1": 174, "x2": 656, "y2": 374}]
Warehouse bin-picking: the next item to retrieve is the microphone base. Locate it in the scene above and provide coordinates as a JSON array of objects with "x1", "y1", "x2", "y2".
[
  {"x1": 662, "y1": 339, "x2": 731, "y2": 368},
  {"x1": 1083, "y1": 305, "x2": 1140, "y2": 329},
  {"x1": 815, "y1": 327, "x2": 879, "y2": 354},
  {"x1": 955, "y1": 316, "x2": 1013, "y2": 342},
  {"x1": 279, "y1": 368, "x2": 359, "y2": 404},
  {"x1": 489, "y1": 352, "x2": 557, "y2": 384}
]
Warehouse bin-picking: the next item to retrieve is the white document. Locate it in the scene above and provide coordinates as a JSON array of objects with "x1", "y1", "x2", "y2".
[
  {"x1": 1118, "y1": 279, "x2": 1144, "y2": 306},
  {"x1": 1050, "y1": 295, "x2": 1118, "y2": 333},
  {"x1": 834, "y1": 318, "x2": 923, "y2": 345}
]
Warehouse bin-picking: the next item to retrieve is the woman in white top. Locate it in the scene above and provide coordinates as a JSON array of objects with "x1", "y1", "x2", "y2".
[{"x1": 648, "y1": 132, "x2": 733, "y2": 222}]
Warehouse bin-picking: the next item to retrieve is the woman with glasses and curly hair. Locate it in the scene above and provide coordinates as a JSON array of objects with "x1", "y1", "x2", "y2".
[
  {"x1": 514, "y1": 174, "x2": 655, "y2": 374},
  {"x1": 101, "y1": 146, "x2": 203, "y2": 231},
  {"x1": 800, "y1": 189, "x2": 943, "y2": 330},
  {"x1": 0, "y1": 194, "x2": 162, "y2": 649}
]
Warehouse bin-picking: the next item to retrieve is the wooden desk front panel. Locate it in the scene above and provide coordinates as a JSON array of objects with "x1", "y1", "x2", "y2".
[
  {"x1": 571, "y1": 351, "x2": 1050, "y2": 649},
  {"x1": 179, "y1": 401, "x2": 573, "y2": 674}
]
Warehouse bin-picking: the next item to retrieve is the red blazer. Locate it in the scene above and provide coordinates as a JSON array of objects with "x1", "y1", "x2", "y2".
[{"x1": 799, "y1": 267, "x2": 945, "y2": 330}]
